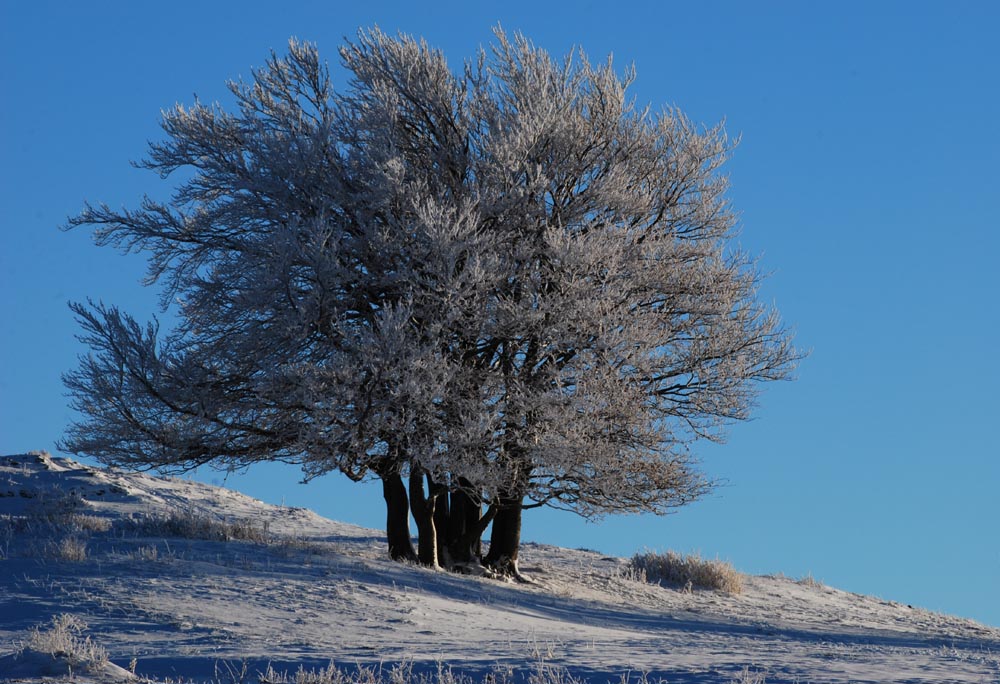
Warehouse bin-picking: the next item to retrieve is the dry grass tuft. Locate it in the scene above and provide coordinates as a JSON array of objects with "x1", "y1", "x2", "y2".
[
  {"x1": 129, "y1": 544, "x2": 162, "y2": 562},
  {"x1": 22, "y1": 614, "x2": 109, "y2": 671},
  {"x1": 66, "y1": 514, "x2": 112, "y2": 533},
  {"x1": 119, "y1": 510, "x2": 271, "y2": 543},
  {"x1": 258, "y1": 660, "x2": 587, "y2": 684},
  {"x1": 1, "y1": 508, "x2": 111, "y2": 561},
  {"x1": 48, "y1": 535, "x2": 89, "y2": 561},
  {"x1": 630, "y1": 550, "x2": 743, "y2": 595},
  {"x1": 728, "y1": 666, "x2": 768, "y2": 684},
  {"x1": 797, "y1": 572, "x2": 824, "y2": 589}
]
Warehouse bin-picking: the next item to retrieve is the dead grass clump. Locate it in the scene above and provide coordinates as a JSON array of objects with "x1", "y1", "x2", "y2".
[
  {"x1": 48, "y1": 536, "x2": 89, "y2": 561},
  {"x1": 260, "y1": 662, "x2": 462, "y2": 684},
  {"x1": 258, "y1": 660, "x2": 585, "y2": 684},
  {"x1": 0, "y1": 518, "x2": 14, "y2": 559},
  {"x1": 273, "y1": 536, "x2": 329, "y2": 558},
  {"x1": 129, "y1": 544, "x2": 162, "y2": 562},
  {"x1": 225, "y1": 515, "x2": 272, "y2": 543},
  {"x1": 797, "y1": 572, "x2": 824, "y2": 589},
  {"x1": 65, "y1": 514, "x2": 112, "y2": 533},
  {"x1": 630, "y1": 550, "x2": 743, "y2": 595},
  {"x1": 120, "y1": 510, "x2": 271, "y2": 543},
  {"x1": 0, "y1": 506, "x2": 111, "y2": 540},
  {"x1": 21, "y1": 614, "x2": 109, "y2": 671},
  {"x1": 1, "y1": 509, "x2": 112, "y2": 560},
  {"x1": 729, "y1": 666, "x2": 768, "y2": 684}
]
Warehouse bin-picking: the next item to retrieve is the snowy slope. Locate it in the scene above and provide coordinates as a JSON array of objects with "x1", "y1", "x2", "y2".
[{"x1": 1, "y1": 452, "x2": 998, "y2": 683}]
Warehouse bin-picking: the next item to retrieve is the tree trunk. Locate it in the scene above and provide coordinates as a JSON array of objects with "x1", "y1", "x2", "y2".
[
  {"x1": 408, "y1": 469, "x2": 438, "y2": 567},
  {"x1": 379, "y1": 471, "x2": 417, "y2": 562},
  {"x1": 447, "y1": 483, "x2": 484, "y2": 565},
  {"x1": 433, "y1": 482, "x2": 451, "y2": 567},
  {"x1": 485, "y1": 493, "x2": 525, "y2": 579}
]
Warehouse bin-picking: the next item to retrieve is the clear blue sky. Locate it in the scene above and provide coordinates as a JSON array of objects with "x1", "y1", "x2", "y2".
[{"x1": 2, "y1": 1, "x2": 997, "y2": 627}]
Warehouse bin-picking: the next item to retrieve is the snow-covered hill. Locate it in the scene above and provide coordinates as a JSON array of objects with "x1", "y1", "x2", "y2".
[{"x1": 2, "y1": 452, "x2": 998, "y2": 683}]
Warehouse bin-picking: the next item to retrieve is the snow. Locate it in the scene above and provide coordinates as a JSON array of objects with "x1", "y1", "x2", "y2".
[{"x1": 2, "y1": 452, "x2": 998, "y2": 683}]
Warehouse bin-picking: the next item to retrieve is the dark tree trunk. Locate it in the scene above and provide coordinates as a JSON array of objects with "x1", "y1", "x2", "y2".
[
  {"x1": 433, "y1": 482, "x2": 451, "y2": 566},
  {"x1": 447, "y1": 483, "x2": 484, "y2": 564},
  {"x1": 379, "y1": 471, "x2": 417, "y2": 562},
  {"x1": 485, "y1": 493, "x2": 525, "y2": 579},
  {"x1": 408, "y1": 469, "x2": 438, "y2": 567}
]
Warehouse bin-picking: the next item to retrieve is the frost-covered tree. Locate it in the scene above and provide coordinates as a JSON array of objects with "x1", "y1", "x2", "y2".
[{"x1": 62, "y1": 29, "x2": 798, "y2": 576}]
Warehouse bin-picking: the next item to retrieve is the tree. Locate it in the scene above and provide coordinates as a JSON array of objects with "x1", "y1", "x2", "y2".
[{"x1": 62, "y1": 29, "x2": 798, "y2": 576}]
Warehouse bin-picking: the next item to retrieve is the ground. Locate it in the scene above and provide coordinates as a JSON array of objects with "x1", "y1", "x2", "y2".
[{"x1": 2, "y1": 452, "x2": 998, "y2": 683}]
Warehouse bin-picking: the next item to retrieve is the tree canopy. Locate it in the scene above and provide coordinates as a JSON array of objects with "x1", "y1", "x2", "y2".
[{"x1": 62, "y1": 28, "x2": 799, "y2": 575}]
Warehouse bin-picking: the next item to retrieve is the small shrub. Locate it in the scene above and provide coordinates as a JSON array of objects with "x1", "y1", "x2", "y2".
[
  {"x1": 630, "y1": 550, "x2": 743, "y2": 595},
  {"x1": 22, "y1": 614, "x2": 110, "y2": 671}
]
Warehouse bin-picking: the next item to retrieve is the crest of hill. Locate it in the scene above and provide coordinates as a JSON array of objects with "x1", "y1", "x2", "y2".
[{"x1": 2, "y1": 452, "x2": 999, "y2": 684}]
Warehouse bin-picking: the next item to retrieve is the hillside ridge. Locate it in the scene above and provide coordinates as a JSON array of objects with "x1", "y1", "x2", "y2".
[{"x1": 2, "y1": 452, "x2": 998, "y2": 683}]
